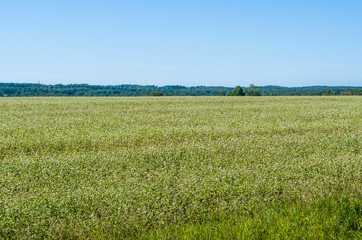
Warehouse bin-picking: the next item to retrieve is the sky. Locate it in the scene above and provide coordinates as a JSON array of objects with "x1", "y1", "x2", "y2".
[{"x1": 0, "y1": 0, "x2": 362, "y2": 87}]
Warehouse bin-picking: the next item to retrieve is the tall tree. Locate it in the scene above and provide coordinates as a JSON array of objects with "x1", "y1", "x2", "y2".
[
  {"x1": 245, "y1": 84, "x2": 261, "y2": 96},
  {"x1": 323, "y1": 88, "x2": 332, "y2": 95},
  {"x1": 227, "y1": 86, "x2": 245, "y2": 96}
]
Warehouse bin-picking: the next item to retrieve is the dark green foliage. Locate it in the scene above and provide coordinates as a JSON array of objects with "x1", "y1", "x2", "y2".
[
  {"x1": 323, "y1": 88, "x2": 332, "y2": 95},
  {"x1": 0, "y1": 83, "x2": 361, "y2": 96},
  {"x1": 307, "y1": 91, "x2": 322, "y2": 96},
  {"x1": 245, "y1": 84, "x2": 261, "y2": 96},
  {"x1": 227, "y1": 86, "x2": 245, "y2": 96},
  {"x1": 289, "y1": 92, "x2": 301, "y2": 96},
  {"x1": 254, "y1": 89, "x2": 261, "y2": 96},
  {"x1": 220, "y1": 91, "x2": 225, "y2": 96},
  {"x1": 151, "y1": 91, "x2": 163, "y2": 96},
  {"x1": 264, "y1": 92, "x2": 280, "y2": 96},
  {"x1": 341, "y1": 88, "x2": 362, "y2": 95},
  {"x1": 0, "y1": 83, "x2": 231, "y2": 97},
  {"x1": 257, "y1": 85, "x2": 361, "y2": 96}
]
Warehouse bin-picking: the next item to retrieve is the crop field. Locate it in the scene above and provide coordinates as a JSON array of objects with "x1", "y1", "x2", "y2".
[{"x1": 0, "y1": 96, "x2": 361, "y2": 239}]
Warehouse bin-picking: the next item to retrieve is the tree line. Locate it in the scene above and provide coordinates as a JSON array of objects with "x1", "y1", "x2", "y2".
[{"x1": 0, "y1": 83, "x2": 361, "y2": 97}]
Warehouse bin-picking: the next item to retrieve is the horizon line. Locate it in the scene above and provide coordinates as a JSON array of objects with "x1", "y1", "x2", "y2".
[{"x1": 1, "y1": 82, "x2": 362, "y2": 89}]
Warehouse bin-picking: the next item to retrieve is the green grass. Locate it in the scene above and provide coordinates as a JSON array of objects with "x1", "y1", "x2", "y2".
[{"x1": 0, "y1": 96, "x2": 361, "y2": 239}]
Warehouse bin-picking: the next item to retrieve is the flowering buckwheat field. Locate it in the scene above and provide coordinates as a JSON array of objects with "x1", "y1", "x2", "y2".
[{"x1": 0, "y1": 96, "x2": 361, "y2": 239}]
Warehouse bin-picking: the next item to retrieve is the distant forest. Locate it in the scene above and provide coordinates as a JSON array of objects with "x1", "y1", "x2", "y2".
[{"x1": 0, "y1": 83, "x2": 361, "y2": 97}]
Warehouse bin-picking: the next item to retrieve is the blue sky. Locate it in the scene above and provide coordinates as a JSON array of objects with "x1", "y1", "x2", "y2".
[{"x1": 0, "y1": 0, "x2": 361, "y2": 87}]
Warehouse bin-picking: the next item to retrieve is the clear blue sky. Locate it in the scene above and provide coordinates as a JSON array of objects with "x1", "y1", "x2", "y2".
[{"x1": 1, "y1": 0, "x2": 361, "y2": 87}]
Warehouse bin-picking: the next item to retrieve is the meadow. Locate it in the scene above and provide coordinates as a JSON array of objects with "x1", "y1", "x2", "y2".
[{"x1": 0, "y1": 96, "x2": 361, "y2": 239}]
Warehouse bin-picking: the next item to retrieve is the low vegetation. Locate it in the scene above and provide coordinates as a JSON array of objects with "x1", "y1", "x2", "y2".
[{"x1": 0, "y1": 96, "x2": 361, "y2": 239}]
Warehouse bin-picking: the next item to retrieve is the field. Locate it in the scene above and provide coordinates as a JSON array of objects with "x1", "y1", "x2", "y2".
[{"x1": 0, "y1": 96, "x2": 361, "y2": 239}]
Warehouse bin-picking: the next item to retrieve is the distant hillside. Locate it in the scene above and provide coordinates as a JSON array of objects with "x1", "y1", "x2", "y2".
[
  {"x1": 0, "y1": 83, "x2": 361, "y2": 97},
  {"x1": 0, "y1": 83, "x2": 231, "y2": 97},
  {"x1": 257, "y1": 85, "x2": 362, "y2": 95}
]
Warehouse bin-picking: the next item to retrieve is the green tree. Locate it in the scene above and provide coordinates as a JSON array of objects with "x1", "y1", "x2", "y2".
[
  {"x1": 341, "y1": 89, "x2": 352, "y2": 95},
  {"x1": 227, "y1": 86, "x2": 245, "y2": 96},
  {"x1": 220, "y1": 91, "x2": 225, "y2": 96},
  {"x1": 323, "y1": 88, "x2": 332, "y2": 95},
  {"x1": 307, "y1": 91, "x2": 322, "y2": 96},
  {"x1": 333, "y1": 90, "x2": 340, "y2": 95},
  {"x1": 151, "y1": 91, "x2": 163, "y2": 96},
  {"x1": 341, "y1": 88, "x2": 362, "y2": 95},
  {"x1": 245, "y1": 84, "x2": 261, "y2": 96}
]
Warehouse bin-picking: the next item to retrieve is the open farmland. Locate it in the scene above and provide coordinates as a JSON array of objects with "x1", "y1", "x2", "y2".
[{"x1": 0, "y1": 96, "x2": 361, "y2": 239}]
